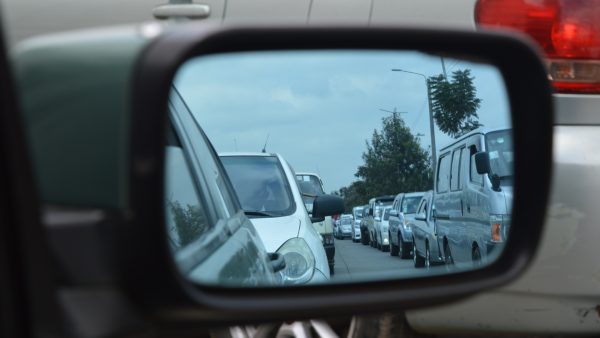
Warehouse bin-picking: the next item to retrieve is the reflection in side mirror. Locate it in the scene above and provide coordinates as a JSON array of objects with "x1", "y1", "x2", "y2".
[
  {"x1": 475, "y1": 151, "x2": 491, "y2": 174},
  {"x1": 166, "y1": 48, "x2": 518, "y2": 288},
  {"x1": 313, "y1": 195, "x2": 345, "y2": 219}
]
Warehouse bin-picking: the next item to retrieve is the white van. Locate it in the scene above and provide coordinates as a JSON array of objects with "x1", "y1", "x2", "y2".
[{"x1": 435, "y1": 128, "x2": 512, "y2": 267}]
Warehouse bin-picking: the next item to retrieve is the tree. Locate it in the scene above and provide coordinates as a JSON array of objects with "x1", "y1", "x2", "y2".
[
  {"x1": 167, "y1": 200, "x2": 207, "y2": 247},
  {"x1": 429, "y1": 69, "x2": 482, "y2": 138},
  {"x1": 351, "y1": 112, "x2": 432, "y2": 203},
  {"x1": 336, "y1": 180, "x2": 368, "y2": 212}
]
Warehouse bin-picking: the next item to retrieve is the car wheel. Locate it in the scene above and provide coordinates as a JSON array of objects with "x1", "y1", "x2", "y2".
[
  {"x1": 413, "y1": 241, "x2": 425, "y2": 268},
  {"x1": 400, "y1": 240, "x2": 411, "y2": 259},
  {"x1": 390, "y1": 233, "x2": 399, "y2": 256}
]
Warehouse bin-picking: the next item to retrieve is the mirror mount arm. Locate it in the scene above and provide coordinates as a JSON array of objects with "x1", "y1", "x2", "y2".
[{"x1": 490, "y1": 174, "x2": 502, "y2": 192}]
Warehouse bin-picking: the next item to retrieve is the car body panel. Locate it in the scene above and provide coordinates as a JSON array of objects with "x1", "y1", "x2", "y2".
[
  {"x1": 243, "y1": 216, "x2": 301, "y2": 252},
  {"x1": 13, "y1": 26, "x2": 148, "y2": 209}
]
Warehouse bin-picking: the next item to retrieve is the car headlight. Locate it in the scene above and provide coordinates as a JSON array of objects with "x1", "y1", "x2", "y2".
[{"x1": 276, "y1": 238, "x2": 315, "y2": 285}]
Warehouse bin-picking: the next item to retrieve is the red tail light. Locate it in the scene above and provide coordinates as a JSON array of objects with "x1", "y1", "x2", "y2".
[{"x1": 475, "y1": 0, "x2": 600, "y2": 94}]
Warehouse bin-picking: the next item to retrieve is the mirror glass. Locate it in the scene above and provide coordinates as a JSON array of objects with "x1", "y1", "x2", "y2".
[{"x1": 165, "y1": 50, "x2": 512, "y2": 287}]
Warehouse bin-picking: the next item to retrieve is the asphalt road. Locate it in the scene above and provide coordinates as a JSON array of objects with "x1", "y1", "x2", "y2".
[{"x1": 331, "y1": 237, "x2": 415, "y2": 282}]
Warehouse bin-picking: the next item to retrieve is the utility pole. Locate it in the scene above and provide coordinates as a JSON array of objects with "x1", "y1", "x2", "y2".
[
  {"x1": 391, "y1": 69, "x2": 437, "y2": 171},
  {"x1": 441, "y1": 56, "x2": 448, "y2": 80}
]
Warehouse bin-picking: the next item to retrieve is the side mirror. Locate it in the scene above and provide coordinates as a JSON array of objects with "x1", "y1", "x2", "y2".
[
  {"x1": 389, "y1": 210, "x2": 399, "y2": 217},
  {"x1": 415, "y1": 213, "x2": 426, "y2": 221},
  {"x1": 122, "y1": 24, "x2": 552, "y2": 326},
  {"x1": 475, "y1": 151, "x2": 491, "y2": 174},
  {"x1": 312, "y1": 194, "x2": 345, "y2": 219},
  {"x1": 375, "y1": 217, "x2": 381, "y2": 222}
]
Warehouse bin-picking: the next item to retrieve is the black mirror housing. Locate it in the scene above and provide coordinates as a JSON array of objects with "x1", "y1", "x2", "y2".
[
  {"x1": 312, "y1": 195, "x2": 345, "y2": 218},
  {"x1": 123, "y1": 24, "x2": 553, "y2": 326},
  {"x1": 475, "y1": 151, "x2": 491, "y2": 174}
]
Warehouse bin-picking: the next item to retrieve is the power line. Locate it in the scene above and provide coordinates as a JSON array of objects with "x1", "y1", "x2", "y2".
[{"x1": 411, "y1": 98, "x2": 428, "y2": 130}]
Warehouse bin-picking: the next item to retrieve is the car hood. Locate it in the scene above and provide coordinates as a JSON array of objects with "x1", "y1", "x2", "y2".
[{"x1": 249, "y1": 216, "x2": 301, "y2": 252}]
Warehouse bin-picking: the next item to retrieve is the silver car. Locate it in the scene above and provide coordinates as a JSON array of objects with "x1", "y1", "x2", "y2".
[{"x1": 219, "y1": 152, "x2": 330, "y2": 285}]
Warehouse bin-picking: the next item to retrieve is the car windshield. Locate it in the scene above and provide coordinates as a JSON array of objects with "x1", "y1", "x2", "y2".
[
  {"x1": 220, "y1": 156, "x2": 294, "y2": 216},
  {"x1": 401, "y1": 196, "x2": 422, "y2": 214},
  {"x1": 341, "y1": 218, "x2": 352, "y2": 225},
  {"x1": 485, "y1": 129, "x2": 514, "y2": 178}
]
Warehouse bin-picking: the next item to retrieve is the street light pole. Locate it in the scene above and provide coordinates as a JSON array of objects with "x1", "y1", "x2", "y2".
[{"x1": 391, "y1": 69, "x2": 437, "y2": 171}]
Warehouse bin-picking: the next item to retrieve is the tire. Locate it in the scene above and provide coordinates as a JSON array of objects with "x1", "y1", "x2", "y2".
[
  {"x1": 400, "y1": 240, "x2": 412, "y2": 259},
  {"x1": 444, "y1": 241, "x2": 454, "y2": 271},
  {"x1": 361, "y1": 232, "x2": 369, "y2": 245},
  {"x1": 390, "y1": 233, "x2": 399, "y2": 256},
  {"x1": 444, "y1": 242, "x2": 452, "y2": 262},
  {"x1": 413, "y1": 241, "x2": 425, "y2": 268}
]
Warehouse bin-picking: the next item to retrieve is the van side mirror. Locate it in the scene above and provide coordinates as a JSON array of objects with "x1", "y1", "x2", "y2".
[
  {"x1": 475, "y1": 151, "x2": 491, "y2": 174},
  {"x1": 389, "y1": 210, "x2": 398, "y2": 217},
  {"x1": 312, "y1": 194, "x2": 345, "y2": 220},
  {"x1": 415, "y1": 213, "x2": 426, "y2": 221}
]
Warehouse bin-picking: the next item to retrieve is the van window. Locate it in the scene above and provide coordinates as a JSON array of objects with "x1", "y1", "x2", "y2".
[
  {"x1": 459, "y1": 147, "x2": 467, "y2": 189},
  {"x1": 470, "y1": 145, "x2": 483, "y2": 185},
  {"x1": 437, "y1": 153, "x2": 451, "y2": 193},
  {"x1": 450, "y1": 147, "x2": 463, "y2": 191}
]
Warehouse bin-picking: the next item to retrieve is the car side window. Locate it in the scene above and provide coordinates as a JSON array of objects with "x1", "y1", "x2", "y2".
[
  {"x1": 469, "y1": 145, "x2": 484, "y2": 185},
  {"x1": 419, "y1": 200, "x2": 428, "y2": 218},
  {"x1": 169, "y1": 88, "x2": 238, "y2": 219},
  {"x1": 437, "y1": 153, "x2": 451, "y2": 193},
  {"x1": 165, "y1": 132, "x2": 211, "y2": 252}
]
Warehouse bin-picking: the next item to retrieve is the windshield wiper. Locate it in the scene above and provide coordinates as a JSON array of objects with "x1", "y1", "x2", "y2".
[{"x1": 244, "y1": 210, "x2": 277, "y2": 217}]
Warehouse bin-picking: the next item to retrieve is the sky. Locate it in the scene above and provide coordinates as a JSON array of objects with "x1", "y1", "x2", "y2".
[{"x1": 174, "y1": 50, "x2": 510, "y2": 193}]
